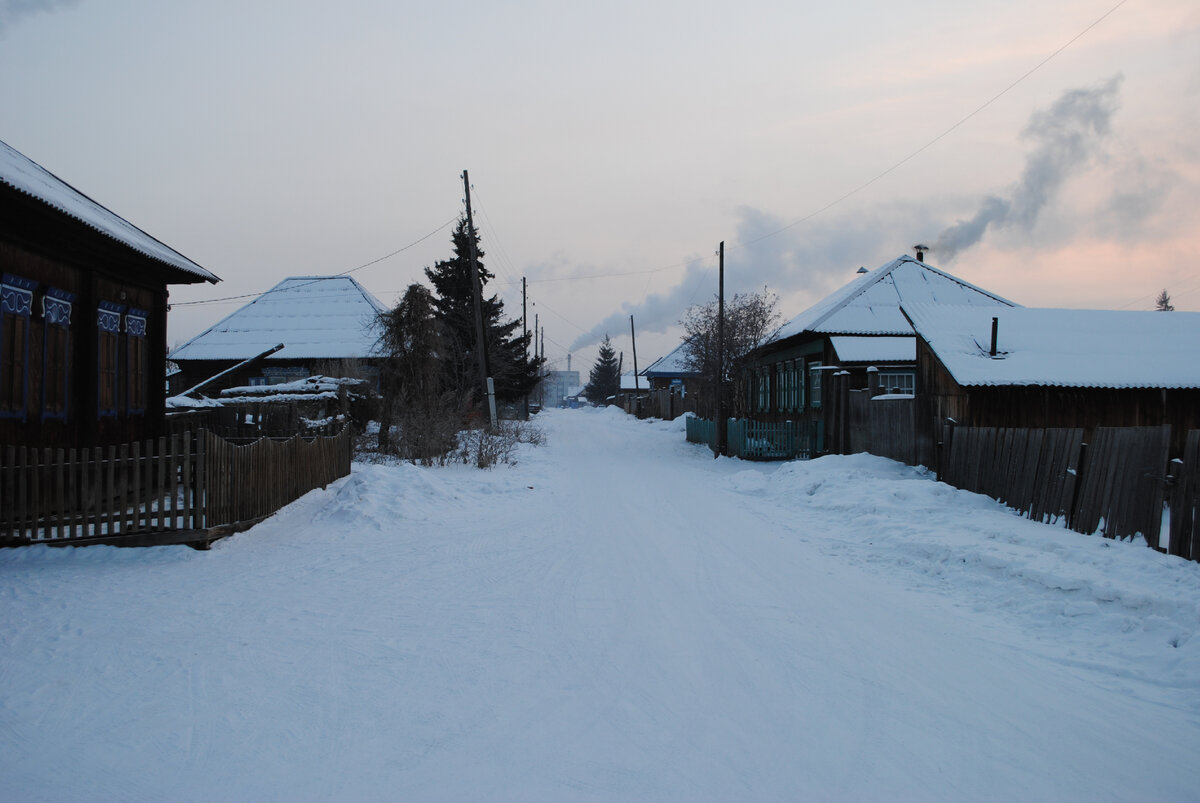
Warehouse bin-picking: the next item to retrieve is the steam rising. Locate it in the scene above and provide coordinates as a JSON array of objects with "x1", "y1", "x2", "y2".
[
  {"x1": 0, "y1": 1, "x2": 82, "y2": 35},
  {"x1": 933, "y1": 75, "x2": 1123, "y2": 261}
]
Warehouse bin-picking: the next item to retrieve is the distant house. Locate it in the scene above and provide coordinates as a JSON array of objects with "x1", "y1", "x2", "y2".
[
  {"x1": 742, "y1": 255, "x2": 1014, "y2": 440},
  {"x1": 170, "y1": 276, "x2": 387, "y2": 395},
  {"x1": 641, "y1": 341, "x2": 701, "y2": 395},
  {"x1": 0, "y1": 138, "x2": 220, "y2": 448},
  {"x1": 903, "y1": 303, "x2": 1200, "y2": 457}
]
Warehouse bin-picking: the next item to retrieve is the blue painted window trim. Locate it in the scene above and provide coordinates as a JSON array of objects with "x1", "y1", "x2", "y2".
[
  {"x1": 126, "y1": 307, "x2": 148, "y2": 415},
  {"x1": 97, "y1": 300, "x2": 125, "y2": 418},
  {"x1": 1, "y1": 273, "x2": 36, "y2": 422},
  {"x1": 40, "y1": 287, "x2": 75, "y2": 421}
]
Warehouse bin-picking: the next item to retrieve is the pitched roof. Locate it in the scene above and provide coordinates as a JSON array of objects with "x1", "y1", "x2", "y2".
[
  {"x1": 773, "y1": 255, "x2": 1014, "y2": 341},
  {"x1": 170, "y1": 276, "x2": 388, "y2": 362},
  {"x1": 903, "y1": 304, "x2": 1200, "y2": 389},
  {"x1": 829, "y1": 336, "x2": 915, "y2": 363},
  {"x1": 0, "y1": 138, "x2": 218, "y2": 283},
  {"x1": 641, "y1": 340, "x2": 698, "y2": 378}
]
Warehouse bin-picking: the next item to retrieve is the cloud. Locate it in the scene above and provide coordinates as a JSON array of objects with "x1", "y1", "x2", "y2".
[
  {"x1": 933, "y1": 75, "x2": 1124, "y2": 261},
  {"x1": 0, "y1": 0, "x2": 82, "y2": 35}
]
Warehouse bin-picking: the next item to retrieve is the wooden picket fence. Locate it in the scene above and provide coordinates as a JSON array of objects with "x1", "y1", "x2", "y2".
[
  {"x1": 686, "y1": 417, "x2": 813, "y2": 461},
  {"x1": 1, "y1": 428, "x2": 352, "y2": 548}
]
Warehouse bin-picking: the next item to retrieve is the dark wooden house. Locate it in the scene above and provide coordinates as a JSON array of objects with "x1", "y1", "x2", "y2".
[
  {"x1": 1, "y1": 139, "x2": 219, "y2": 448},
  {"x1": 903, "y1": 303, "x2": 1200, "y2": 460},
  {"x1": 742, "y1": 255, "x2": 1014, "y2": 444}
]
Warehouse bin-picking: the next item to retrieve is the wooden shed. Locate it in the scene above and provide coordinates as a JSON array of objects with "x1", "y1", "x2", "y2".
[{"x1": 0, "y1": 139, "x2": 219, "y2": 448}]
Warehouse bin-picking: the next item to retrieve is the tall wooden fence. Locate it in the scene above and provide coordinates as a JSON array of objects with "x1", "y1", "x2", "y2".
[
  {"x1": 940, "y1": 425, "x2": 1191, "y2": 550},
  {"x1": 1, "y1": 428, "x2": 352, "y2": 548},
  {"x1": 1168, "y1": 431, "x2": 1200, "y2": 561}
]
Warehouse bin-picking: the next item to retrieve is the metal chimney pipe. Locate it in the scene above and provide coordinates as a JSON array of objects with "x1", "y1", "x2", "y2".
[{"x1": 990, "y1": 317, "x2": 999, "y2": 356}]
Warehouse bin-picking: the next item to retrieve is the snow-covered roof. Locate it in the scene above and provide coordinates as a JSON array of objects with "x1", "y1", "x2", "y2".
[
  {"x1": 641, "y1": 340, "x2": 698, "y2": 378},
  {"x1": 621, "y1": 371, "x2": 648, "y2": 391},
  {"x1": 829, "y1": 336, "x2": 915, "y2": 363},
  {"x1": 170, "y1": 276, "x2": 388, "y2": 362},
  {"x1": 0, "y1": 138, "x2": 218, "y2": 283},
  {"x1": 773, "y1": 256, "x2": 1014, "y2": 341},
  {"x1": 904, "y1": 304, "x2": 1200, "y2": 389}
]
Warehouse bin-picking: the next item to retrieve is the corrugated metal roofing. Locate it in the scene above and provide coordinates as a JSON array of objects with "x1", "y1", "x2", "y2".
[
  {"x1": 170, "y1": 276, "x2": 388, "y2": 361},
  {"x1": 0, "y1": 138, "x2": 218, "y2": 283},
  {"x1": 903, "y1": 303, "x2": 1200, "y2": 389},
  {"x1": 829, "y1": 336, "x2": 915, "y2": 363},
  {"x1": 773, "y1": 256, "x2": 1014, "y2": 340}
]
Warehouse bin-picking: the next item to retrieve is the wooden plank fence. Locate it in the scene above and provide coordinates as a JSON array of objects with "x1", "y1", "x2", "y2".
[
  {"x1": 942, "y1": 425, "x2": 1180, "y2": 547},
  {"x1": 1, "y1": 428, "x2": 352, "y2": 548},
  {"x1": 1168, "y1": 431, "x2": 1200, "y2": 561}
]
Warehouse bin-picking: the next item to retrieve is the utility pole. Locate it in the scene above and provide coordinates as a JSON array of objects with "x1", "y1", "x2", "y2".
[
  {"x1": 522, "y1": 276, "x2": 529, "y2": 419},
  {"x1": 629, "y1": 315, "x2": 640, "y2": 392},
  {"x1": 716, "y1": 241, "x2": 726, "y2": 457},
  {"x1": 462, "y1": 169, "x2": 496, "y2": 430}
]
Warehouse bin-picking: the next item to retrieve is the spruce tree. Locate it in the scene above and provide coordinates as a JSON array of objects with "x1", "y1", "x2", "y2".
[
  {"x1": 583, "y1": 335, "x2": 621, "y2": 405},
  {"x1": 424, "y1": 219, "x2": 541, "y2": 407},
  {"x1": 1155, "y1": 289, "x2": 1175, "y2": 312}
]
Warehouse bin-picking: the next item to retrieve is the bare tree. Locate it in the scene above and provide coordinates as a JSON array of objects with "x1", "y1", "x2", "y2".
[{"x1": 679, "y1": 289, "x2": 781, "y2": 418}]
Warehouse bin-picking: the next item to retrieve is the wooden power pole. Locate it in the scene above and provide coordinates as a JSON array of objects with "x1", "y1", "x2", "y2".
[
  {"x1": 716, "y1": 241, "x2": 726, "y2": 457},
  {"x1": 462, "y1": 170, "x2": 496, "y2": 430}
]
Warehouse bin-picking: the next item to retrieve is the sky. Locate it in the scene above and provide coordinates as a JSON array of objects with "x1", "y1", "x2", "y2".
[{"x1": 2, "y1": 0, "x2": 1198, "y2": 374}]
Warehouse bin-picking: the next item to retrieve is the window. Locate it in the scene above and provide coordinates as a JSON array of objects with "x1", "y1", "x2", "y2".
[
  {"x1": 757, "y1": 368, "x2": 768, "y2": 412},
  {"x1": 0, "y1": 274, "x2": 35, "y2": 420},
  {"x1": 97, "y1": 301, "x2": 124, "y2": 417},
  {"x1": 126, "y1": 308, "x2": 148, "y2": 414},
  {"x1": 41, "y1": 288, "x2": 74, "y2": 420},
  {"x1": 877, "y1": 371, "x2": 915, "y2": 395},
  {"x1": 808, "y1": 361, "x2": 823, "y2": 409}
]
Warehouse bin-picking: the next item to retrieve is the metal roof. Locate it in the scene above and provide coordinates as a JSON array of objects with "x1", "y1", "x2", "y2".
[{"x1": 0, "y1": 138, "x2": 218, "y2": 283}]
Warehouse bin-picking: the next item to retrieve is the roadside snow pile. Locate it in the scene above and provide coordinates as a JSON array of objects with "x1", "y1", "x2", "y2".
[{"x1": 751, "y1": 452, "x2": 1200, "y2": 701}]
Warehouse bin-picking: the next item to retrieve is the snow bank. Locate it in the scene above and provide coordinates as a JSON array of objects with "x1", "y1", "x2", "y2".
[{"x1": 3, "y1": 409, "x2": 1199, "y2": 800}]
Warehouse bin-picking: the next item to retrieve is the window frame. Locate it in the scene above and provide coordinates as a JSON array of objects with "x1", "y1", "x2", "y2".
[
  {"x1": 0, "y1": 273, "x2": 36, "y2": 421},
  {"x1": 40, "y1": 287, "x2": 75, "y2": 421},
  {"x1": 808, "y1": 361, "x2": 823, "y2": 409},
  {"x1": 97, "y1": 301, "x2": 125, "y2": 418},
  {"x1": 125, "y1": 308, "x2": 148, "y2": 415},
  {"x1": 876, "y1": 370, "x2": 915, "y2": 396}
]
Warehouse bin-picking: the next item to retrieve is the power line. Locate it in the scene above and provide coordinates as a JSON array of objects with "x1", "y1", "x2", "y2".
[
  {"x1": 517, "y1": 0, "x2": 1127, "y2": 289},
  {"x1": 172, "y1": 215, "x2": 459, "y2": 307}
]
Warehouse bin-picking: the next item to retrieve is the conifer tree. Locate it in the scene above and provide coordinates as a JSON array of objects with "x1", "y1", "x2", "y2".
[
  {"x1": 424, "y1": 219, "x2": 541, "y2": 407},
  {"x1": 1155, "y1": 289, "x2": 1175, "y2": 312},
  {"x1": 583, "y1": 335, "x2": 620, "y2": 405}
]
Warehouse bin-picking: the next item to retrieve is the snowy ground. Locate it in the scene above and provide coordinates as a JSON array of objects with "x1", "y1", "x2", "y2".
[{"x1": 3, "y1": 408, "x2": 1200, "y2": 801}]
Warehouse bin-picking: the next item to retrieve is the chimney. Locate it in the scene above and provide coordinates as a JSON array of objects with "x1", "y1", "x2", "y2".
[
  {"x1": 990, "y1": 317, "x2": 998, "y2": 356},
  {"x1": 913, "y1": 244, "x2": 929, "y2": 262}
]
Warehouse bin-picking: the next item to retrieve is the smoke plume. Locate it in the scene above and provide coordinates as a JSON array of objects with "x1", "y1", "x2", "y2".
[
  {"x1": 0, "y1": 0, "x2": 81, "y2": 35},
  {"x1": 933, "y1": 75, "x2": 1123, "y2": 261}
]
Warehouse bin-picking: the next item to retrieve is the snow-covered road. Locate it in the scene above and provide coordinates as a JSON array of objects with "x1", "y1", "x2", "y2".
[{"x1": 3, "y1": 408, "x2": 1200, "y2": 801}]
